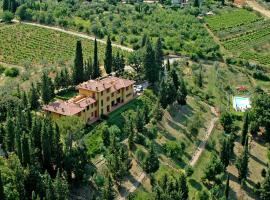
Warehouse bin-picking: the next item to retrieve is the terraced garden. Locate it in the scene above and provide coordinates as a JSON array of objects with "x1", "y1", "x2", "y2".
[
  {"x1": 206, "y1": 8, "x2": 270, "y2": 67},
  {"x1": 0, "y1": 23, "x2": 125, "y2": 66}
]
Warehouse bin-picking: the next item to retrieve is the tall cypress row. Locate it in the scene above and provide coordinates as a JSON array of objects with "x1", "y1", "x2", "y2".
[
  {"x1": 5, "y1": 113, "x2": 15, "y2": 152},
  {"x1": 93, "y1": 39, "x2": 100, "y2": 79},
  {"x1": 104, "y1": 36, "x2": 112, "y2": 74},
  {"x1": 73, "y1": 40, "x2": 84, "y2": 84}
]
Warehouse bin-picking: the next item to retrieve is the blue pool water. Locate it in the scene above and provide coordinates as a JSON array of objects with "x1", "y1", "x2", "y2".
[{"x1": 233, "y1": 96, "x2": 251, "y2": 112}]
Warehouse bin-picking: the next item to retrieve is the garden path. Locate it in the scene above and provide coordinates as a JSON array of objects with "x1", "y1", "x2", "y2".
[{"x1": 189, "y1": 106, "x2": 219, "y2": 166}]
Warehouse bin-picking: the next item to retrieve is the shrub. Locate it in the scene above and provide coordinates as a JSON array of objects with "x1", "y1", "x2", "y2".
[
  {"x1": 185, "y1": 165, "x2": 194, "y2": 176},
  {"x1": 4, "y1": 67, "x2": 19, "y2": 77},
  {"x1": 2, "y1": 11, "x2": 14, "y2": 23},
  {"x1": 253, "y1": 71, "x2": 270, "y2": 81}
]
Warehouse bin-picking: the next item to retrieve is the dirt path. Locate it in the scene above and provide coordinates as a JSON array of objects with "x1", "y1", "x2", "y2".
[
  {"x1": 189, "y1": 106, "x2": 219, "y2": 166},
  {"x1": 13, "y1": 20, "x2": 134, "y2": 52},
  {"x1": 247, "y1": 0, "x2": 270, "y2": 18}
]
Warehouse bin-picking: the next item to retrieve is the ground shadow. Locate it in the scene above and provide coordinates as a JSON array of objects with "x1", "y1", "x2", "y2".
[{"x1": 249, "y1": 153, "x2": 268, "y2": 167}]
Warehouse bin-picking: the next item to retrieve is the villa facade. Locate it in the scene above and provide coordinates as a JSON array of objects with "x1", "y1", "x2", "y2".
[{"x1": 43, "y1": 76, "x2": 135, "y2": 124}]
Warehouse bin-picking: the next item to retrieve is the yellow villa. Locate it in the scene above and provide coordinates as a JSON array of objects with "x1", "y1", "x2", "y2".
[{"x1": 43, "y1": 76, "x2": 135, "y2": 124}]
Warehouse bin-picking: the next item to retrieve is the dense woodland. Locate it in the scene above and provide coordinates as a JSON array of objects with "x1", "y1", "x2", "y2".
[{"x1": 0, "y1": 0, "x2": 270, "y2": 200}]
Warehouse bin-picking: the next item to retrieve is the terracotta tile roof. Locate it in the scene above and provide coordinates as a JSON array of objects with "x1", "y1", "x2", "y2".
[
  {"x1": 76, "y1": 76, "x2": 135, "y2": 92},
  {"x1": 43, "y1": 95, "x2": 96, "y2": 116}
]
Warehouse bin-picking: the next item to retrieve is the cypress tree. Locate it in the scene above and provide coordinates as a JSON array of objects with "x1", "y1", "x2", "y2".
[
  {"x1": 2, "y1": 0, "x2": 9, "y2": 11},
  {"x1": 236, "y1": 141, "x2": 249, "y2": 181},
  {"x1": 5, "y1": 114, "x2": 15, "y2": 152},
  {"x1": 102, "y1": 175, "x2": 115, "y2": 200},
  {"x1": 220, "y1": 137, "x2": 230, "y2": 168},
  {"x1": 53, "y1": 169, "x2": 69, "y2": 200},
  {"x1": 84, "y1": 58, "x2": 93, "y2": 81},
  {"x1": 15, "y1": 125, "x2": 22, "y2": 162},
  {"x1": 0, "y1": 124, "x2": 5, "y2": 146},
  {"x1": 143, "y1": 144, "x2": 159, "y2": 173},
  {"x1": 41, "y1": 72, "x2": 51, "y2": 104},
  {"x1": 29, "y1": 83, "x2": 40, "y2": 110},
  {"x1": 241, "y1": 112, "x2": 249, "y2": 146},
  {"x1": 194, "y1": 0, "x2": 200, "y2": 7},
  {"x1": 21, "y1": 133, "x2": 31, "y2": 167},
  {"x1": 171, "y1": 69, "x2": 180, "y2": 90},
  {"x1": 178, "y1": 173, "x2": 189, "y2": 200},
  {"x1": 143, "y1": 40, "x2": 157, "y2": 85},
  {"x1": 104, "y1": 36, "x2": 112, "y2": 74},
  {"x1": 102, "y1": 127, "x2": 110, "y2": 147},
  {"x1": 73, "y1": 40, "x2": 84, "y2": 84},
  {"x1": 155, "y1": 37, "x2": 163, "y2": 79},
  {"x1": 0, "y1": 170, "x2": 5, "y2": 200},
  {"x1": 41, "y1": 120, "x2": 52, "y2": 171},
  {"x1": 166, "y1": 57, "x2": 170, "y2": 72},
  {"x1": 260, "y1": 169, "x2": 270, "y2": 200},
  {"x1": 22, "y1": 91, "x2": 29, "y2": 109},
  {"x1": 93, "y1": 39, "x2": 100, "y2": 79},
  {"x1": 53, "y1": 124, "x2": 63, "y2": 170},
  {"x1": 225, "y1": 174, "x2": 230, "y2": 199}
]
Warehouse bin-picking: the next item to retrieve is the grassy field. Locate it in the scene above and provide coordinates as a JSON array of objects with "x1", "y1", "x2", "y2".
[
  {"x1": 206, "y1": 8, "x2": 270, "y2": 67},
  {"x1": 0, "y1": 23, "x2": 125, "y2": 66}
]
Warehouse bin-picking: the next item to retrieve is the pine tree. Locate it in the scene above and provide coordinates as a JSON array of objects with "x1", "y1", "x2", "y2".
[
  {"x1": 104, "y1": 36, "x2": 112, "y2": 74},
  {"x1": 5, "y1": 114, "x2": 15, "y2": 152},
  {"x1": 225, "y1": 174, "x2": 230, "y2": 200},
  {"x1": 155, "y1": 37, "x2": 163, "y2": 80},
  {"x1": 21, "y1": 133, "x2": 31, "y2": 167},
  {"x1": 29, "y1": 83, "x2": 40, "y2": 110},
  {"x1": 143, "y1": 40, "x2": 157, "y2": 85},
  {"x1": 241, "y1": 112, "x2": 249, "y2": 145},
  {"x1": 73, "y1": 40, "x2": 84, "y2": 84},
  {"x1": 0, "y1": 170, "x2": 5, "y2": 200},
  {"x1": 93, "y1": 39, "x2": 100, "y2": 79}
]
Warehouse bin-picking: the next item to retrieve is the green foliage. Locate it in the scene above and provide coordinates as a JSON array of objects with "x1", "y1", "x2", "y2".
[
  {"x1": 241, "y1": 112, "x2": 249, "y2": 145},
  {"x1": 41, "y1": 72, "x2": 54, "y2": 104},
  {"x1": 219, "y1": 136, "x2": 231, "y2": 168},
  {"x1": 163, "y1": 141, "x2": 185, "y2": 160},
  {"x1": 250, "y1": 93, "x2": 270, "y2": 141},
  {"x1": 260, "y1": 169, "x2": 270, "y2": 200},
  {"x1": 143, "y1": 144, "x2": 159, "y2": 174},
  {"x1": 202, "y1": 153, "x2": 225, "y2": 183},
  {"x1": 220, "y1": 111, "x2": 234, "y2": 134},
  {"x1": 236, "y1": 143, "x2": 249, "y2": 181},
  {"x1": 4, "y1": 67, "x2": 19, "y2": 77},
  {"x1": 93, "y1": 38, "x2": 101, "y2": 79},
  {"x1": 2, "y1": 11, "x2": 14, "y2": 23},
  {"x1": 72, "y1": 40, "x2": 84, "y2": 84},
  {"x1": 154, "y1": 172, "x2": 189, "y2": 200},
  {"x1": 104, "y1": 36, "x2": 112, "y2": 74}
]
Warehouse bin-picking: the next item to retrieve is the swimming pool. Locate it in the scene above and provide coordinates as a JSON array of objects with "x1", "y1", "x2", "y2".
[{"x1": 233, "y1": 96, "x2": 251, "y2": 112}]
